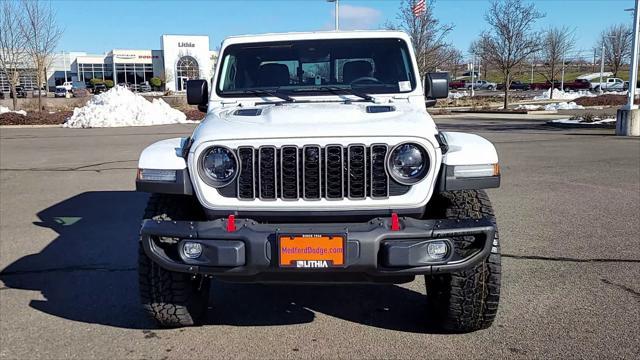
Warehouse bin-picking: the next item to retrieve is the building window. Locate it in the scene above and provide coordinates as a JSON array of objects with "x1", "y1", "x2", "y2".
[
  {"x1": 114, "y1": 63, "x2": 153, "y2": 86},
  {"x1": 78, "y1": 63, "x2": 106, "y2": 83},
  {"x1": 176, "y1": 56, "x2": 199, "y2": 91}
]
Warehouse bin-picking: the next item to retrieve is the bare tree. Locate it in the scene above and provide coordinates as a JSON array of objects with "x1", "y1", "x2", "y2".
[
  {"x1": 20, "y1": 0, "x2": 62, "y2": 112},
  {"x1": 387, "y1": 0, "x2": 454, "y2": 76},
  {"x1": 538, "y1": 26, "x2": 575, "y2": 99},
  {"x1": 442, "y1": 46, "x2": 463, "y2": 78},
  {"x1": 0, "y1": 1, "x2": 27, "y2": 110},
  {"x1": 477, "y1": 0, "x2": 544, "y2": 109},
  {"x1": 600, "y1": 24, "x2": 632, "y2": 77}
]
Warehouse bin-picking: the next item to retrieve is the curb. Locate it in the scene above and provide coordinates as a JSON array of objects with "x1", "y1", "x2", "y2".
[
  {"x1": 0, "y1": 124, "x2": 62, "y2": 129},
  {"x1": 545, "y1": 121, "x2": 616, "y2": 129}
]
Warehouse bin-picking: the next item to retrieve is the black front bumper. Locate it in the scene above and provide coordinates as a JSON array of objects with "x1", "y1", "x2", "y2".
[{"x1": 140, "y1": 216, "x2": 495, "y2": 283}]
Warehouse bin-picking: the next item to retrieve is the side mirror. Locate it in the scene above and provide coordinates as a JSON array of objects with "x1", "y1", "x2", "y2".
[
  {"x1": 424, "y1": 72, "x2": 449, "y2": 99},
  {"x1": 186, "y1": 79, "x2": 209, "y2": 112}
]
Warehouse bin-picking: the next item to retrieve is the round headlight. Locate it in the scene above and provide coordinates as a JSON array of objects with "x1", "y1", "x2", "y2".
[
  {"x1": 199, "y1": 146, "x2": 238, "y2": 187},
  {"x1": 388, "y1": 143, "x2": 429, "y2": 184}
]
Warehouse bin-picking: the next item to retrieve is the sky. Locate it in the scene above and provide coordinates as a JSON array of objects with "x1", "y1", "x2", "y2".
[{"x1": 54, "y1": 0, "x2": 636, "y2": 60}]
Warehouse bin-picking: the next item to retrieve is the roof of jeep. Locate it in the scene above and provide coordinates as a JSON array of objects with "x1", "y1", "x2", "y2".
[{"x1": 219, "y1": 30, "x2": 412, "y2": 47}]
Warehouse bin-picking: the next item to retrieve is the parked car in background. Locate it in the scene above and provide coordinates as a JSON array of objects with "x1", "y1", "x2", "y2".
[
  {"x1": 497, "y1": 80, "x2": 530, "y2": 91},
  {"x1": 32, "y1": 87, "x2": 48, "y2": 97},
  {"x1": 94, "y1": 84, "x2": 107, "y2": 94},
  {"x1": 530, "y1": 80, "x2": 559, "y2": 91},
  {"x1": 129, "y1": 84, "x2": 140, "y2": 92},
  {"x1": 58, "y1": 81, "x2": 73, "y2": 91},
  {"x1": 449, "y1": 79, "x2": 467, "y2": 89},
  {"x1": 138, "y1": 83, "x2": 152, "y2": 92},
  {"x1": 71, "y1": 81, "x2": 89, "y2": 97},
  {"x1": 54, "y1": 87, "x2": 70, "y2": 98},
  {"x1": 466, "y1": 79, "x2": 497, "y2": 90},
  {"x1": 591, "y1": 77, "x2": 626, "y2": 92},
  {"x1": 10, "y1": 86, "x2": 27, "y2": 98},
  {"x1": 559, "y1": 79, "x2": 591, "y2": 91}
]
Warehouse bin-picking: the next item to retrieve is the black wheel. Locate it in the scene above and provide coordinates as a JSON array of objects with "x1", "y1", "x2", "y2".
[
  {"x1": 424, "y1": 190, "x2": 501, "y2": 333},
  {"x1": 138, "y1": 194, "x2": 211, "y2": 328}
]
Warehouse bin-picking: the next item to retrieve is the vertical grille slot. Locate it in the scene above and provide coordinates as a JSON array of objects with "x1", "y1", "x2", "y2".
[
  {"x1": 258, "y1": 146, "x2": 277, "y2": 199},
  {"x1": 325, "y1": 145, "x2": 344, "y2": 199},
  {"x1": 347, "y1": 145, "x2": 367, "y2": 199},
  {"x1": 370, "y1": 144, "x2": 389, "y2": 198},
  {"x1": 237, "y1": 147, "x2": 255, "y2": 199},
  {"x1": 280, "y1": 146, "x2": 299, "y2": 199},
  {"x1": 303, "y1": 146, "x2": 321, "y2": 199}
]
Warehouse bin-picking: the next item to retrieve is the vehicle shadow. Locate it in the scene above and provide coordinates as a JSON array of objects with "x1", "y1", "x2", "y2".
[{"x1": 0, "y1": 191, "x2": 436, "y2": 333}]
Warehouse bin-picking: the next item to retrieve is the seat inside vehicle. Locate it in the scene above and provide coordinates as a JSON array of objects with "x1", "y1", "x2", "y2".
[
  {"x1": 342, "y1": 60, "x2": 373, "y2": 83},
  {"x1": 257, "y1": 63, "x2": 290, "y2": 86}
]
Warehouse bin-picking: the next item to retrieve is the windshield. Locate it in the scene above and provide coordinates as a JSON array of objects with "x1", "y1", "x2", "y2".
[{"x1": 216, "y1": 38, "x2": 416, "y2": 98}]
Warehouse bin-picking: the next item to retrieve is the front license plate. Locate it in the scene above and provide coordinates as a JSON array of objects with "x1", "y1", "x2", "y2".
[{"x1": 278, "y1": 233, "x2": 346, "y2": 268}]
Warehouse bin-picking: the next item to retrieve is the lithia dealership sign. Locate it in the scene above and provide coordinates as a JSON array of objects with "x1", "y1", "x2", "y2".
[{"x1": 178, "y1": 42, "x2": 195, "y2": 48}]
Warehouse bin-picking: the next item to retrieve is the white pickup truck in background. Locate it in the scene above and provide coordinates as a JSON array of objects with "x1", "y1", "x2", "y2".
[
  {"x1": 590, "y1": 77, "x2": 627, "y2": 92},
  {"x1": 465, "y1": 79, "x2": 497, "y2": 90}
]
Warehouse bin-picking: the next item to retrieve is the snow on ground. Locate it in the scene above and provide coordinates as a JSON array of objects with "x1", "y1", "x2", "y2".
[
  {"x1": 0, "y1": 105, "x2": 27, "y2": 116},
  {"x1": 533, "y1": 88, "x2": 595, "y2": 100},
  {"x1": 63, "y1": 86, "x2": 195, "y2": 128},
  {"x1": 576, "y1": 72, "x2": 613, "y2": 80},
  {"x1": 515, "y1": 104, "x2": 542, "y2": 110},
  {"x1": 550, "y1": 117, "x2": 615, "y2": 125},
  {"x1": 515, "y1": 102, "x2": 584, "y2": 111},
  {"x1": 543, "y1": 102, "x2": 584, "y2": 111},
  {"x1": 449, "y1": 91, "x2": 469, "y2": 99}
]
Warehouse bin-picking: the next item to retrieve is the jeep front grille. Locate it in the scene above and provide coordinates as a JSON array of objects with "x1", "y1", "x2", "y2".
[{"x1": 234, "y1": 144, "x2": 393, "y2": 200}]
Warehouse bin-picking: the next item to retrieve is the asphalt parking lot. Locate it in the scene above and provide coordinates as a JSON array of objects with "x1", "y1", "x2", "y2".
[{"x1": 1, "y1": 114, "x2": 638, "y2": 359}]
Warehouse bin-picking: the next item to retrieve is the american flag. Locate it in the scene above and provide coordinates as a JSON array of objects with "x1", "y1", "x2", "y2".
[{"x1": 412, "y1": 0, "x2": 426, "y2": 17}]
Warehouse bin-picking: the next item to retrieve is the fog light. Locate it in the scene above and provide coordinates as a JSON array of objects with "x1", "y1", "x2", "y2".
[
  {"x1": 182, "y1": 242, "x2": 203, "y2": 259},
  {"x1": 427, "y1": 241, "x2": 448, "y2": 260}
]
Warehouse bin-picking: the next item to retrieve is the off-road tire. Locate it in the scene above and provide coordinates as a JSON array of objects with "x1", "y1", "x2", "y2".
[
  {"x1": 424, "y1": 190, "x2": 501, "y2": 333},
  {"x1": 138, "y1": 194, "x2": 211, "y2": 328}
]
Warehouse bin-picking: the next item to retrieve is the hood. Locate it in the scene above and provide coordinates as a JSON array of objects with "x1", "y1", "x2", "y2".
[{"x1": 191, "y1": 101, "x2": 437, "y2": 143}]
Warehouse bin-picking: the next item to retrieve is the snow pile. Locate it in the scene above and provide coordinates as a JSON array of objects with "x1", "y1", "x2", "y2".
[
  {"x1": 0, "y1": 105, "x2": 27, "y2": 116},
  {"x1": 63, "y1": 86, "x2": 191, "y2": 128},
  {"x1": 550, "y1": 117, "x2": 615, "y2": 125},
  {"x1": 576, "y1": 72, "x2": 613, "y2": 80},
  {"x1": 533, "y1": 89, "x2": 595, "y2": 100},
  {"x1": 449, "y1": 91, "x2": 469, "y2": 99},
  {"x1": 543, "y1": 102, "x2": 584, "y2": 111},
  {"x1": 515, "y1": 104, "x2": 542, "y2": 111}
]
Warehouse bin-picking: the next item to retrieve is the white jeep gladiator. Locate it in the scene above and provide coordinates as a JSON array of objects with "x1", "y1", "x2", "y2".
[{"x1": 136, "y1": 31, "x2": 501, "y2": 332}]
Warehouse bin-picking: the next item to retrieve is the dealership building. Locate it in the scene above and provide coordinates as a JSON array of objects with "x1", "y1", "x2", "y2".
[{"x1": 0, "y1": 34, "x2": 217, "y2": 93}]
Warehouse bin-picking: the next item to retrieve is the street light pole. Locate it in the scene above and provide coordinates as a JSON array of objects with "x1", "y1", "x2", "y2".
[
  {"x1": 599, "y1": 42, "x2": 605, "y2": 94},
  {"x1": 616, "y1": 0, "x2": 640, "y2": 136},
  {"x1": 327, "y1": 0, "x2": 339, "y2": 30},
  {"x1": 530, "y1": 60, "x2": 534, "y2": 85},
  {"x1": 470, "y1": 56, "x2": 475, "y2": 97},
  {"x1": 560, "y1": 51, "x2": 565, "y2": 91},
  {"x1": 624, "y1": 1, "x2": 640, "y2": 110}
]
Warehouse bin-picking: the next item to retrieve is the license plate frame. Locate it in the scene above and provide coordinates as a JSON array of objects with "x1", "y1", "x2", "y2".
[{"x1": 277, "y1": 233, "x2": 347, "y2": 268}]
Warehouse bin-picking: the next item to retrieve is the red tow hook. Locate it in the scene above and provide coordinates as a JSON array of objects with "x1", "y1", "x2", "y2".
[
  {"x1": 391, "y1": 212, "x2": 401, "y2": 231},
  {"x1": 226, "y1": 214, "x2": 236, "y2": 232}
]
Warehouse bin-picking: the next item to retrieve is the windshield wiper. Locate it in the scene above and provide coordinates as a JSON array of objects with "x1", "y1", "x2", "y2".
[
  {"x1": 296, "y1": 86, "x2": 374, "y2": 102},
  {"x1": 242, "y1": 88, "x2": 295, "y2": 102}
]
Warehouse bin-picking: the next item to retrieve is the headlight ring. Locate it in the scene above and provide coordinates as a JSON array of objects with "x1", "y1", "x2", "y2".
[
  {"x1": 198, "y1": 146, "x2": 238, "y2": 187},
  {"x1": 387, "y1": 142, "x2": 430, "y2": 185}
]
